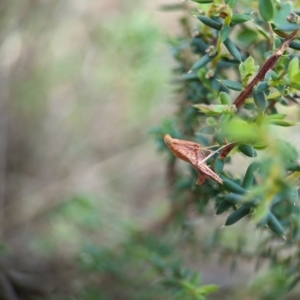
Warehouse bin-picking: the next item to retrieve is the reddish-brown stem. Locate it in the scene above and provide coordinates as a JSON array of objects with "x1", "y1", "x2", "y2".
[
  {"x1": 234, "y1": 30, "x2": 299, "y2": 109},
  {"x1": 219, "y1": 142, "x2": 236, "y2": 160}
]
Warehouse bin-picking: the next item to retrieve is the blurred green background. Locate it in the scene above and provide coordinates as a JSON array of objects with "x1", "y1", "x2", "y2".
[
  {"x1": 0, "y1": 0, "x2": 180, "y2": 298},
  {"x1": 2, "y1": 1, "x2": 300, "y2": 299}
]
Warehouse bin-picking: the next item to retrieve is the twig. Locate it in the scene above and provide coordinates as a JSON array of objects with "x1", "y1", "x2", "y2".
[{"x1": 234, "y1": 30, "x2": 300, "y2": 109}]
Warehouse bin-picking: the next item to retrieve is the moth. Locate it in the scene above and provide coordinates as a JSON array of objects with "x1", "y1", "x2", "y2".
[{"x1": 164, "y1": 134, "x2": 223, "y2": 185}]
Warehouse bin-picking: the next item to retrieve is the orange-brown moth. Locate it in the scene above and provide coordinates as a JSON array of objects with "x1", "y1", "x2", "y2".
[{"x1": 164, "y1": 134, "x2": 223, "y2": 185}]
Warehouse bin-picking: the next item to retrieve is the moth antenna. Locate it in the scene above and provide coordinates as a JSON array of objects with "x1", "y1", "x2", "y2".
[
  {"x1": 203, "y1": 142, "x2": 235, "y2": 150},
  {"x1": 198, "y1": 142, "x2": 235, "y2": 164}
]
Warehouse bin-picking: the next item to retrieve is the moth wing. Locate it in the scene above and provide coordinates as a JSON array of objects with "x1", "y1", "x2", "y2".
[
  {"x1": 192, "y1": 147, "x2": 223, "y2": 184},
  {"x1": 195, "y1": 161, "x2": 223, "y2": 184}
]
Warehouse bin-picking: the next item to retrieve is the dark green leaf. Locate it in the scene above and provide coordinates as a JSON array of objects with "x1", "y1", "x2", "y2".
[
  {"x1": 216, "y1": 201, "x2": 232, "y2": 215},
  {"x1": 256, "y1": 81, "x2": 269, "y2": 92},
  {"x1": 238, "y1": 144, "x2": 257, "y2": 157},
  {"x1": 225, "y1": 205, "x2": 251, "y2": 226},
  {"x1": 182, "y1": 72, "x2": 199, "y2": 81},
  {"x1": 214, "y1": 157, "x2": 224, "y2": 173},
  {"x1": 224, "y1": 38, "x2": 241, "y2": 61},
  {"x1": 253, "y1": 88, "x2": 267, "y2": 111},
  {"x1": 191, "y1": 38, "x2": 208, "y2": 54},
  {"x1": 197, "y1": 16, "x2": 222, "y2": 30},
  {"x1": 242, "y1": 162, "x2": 260, "y2": 189},
  {"x1": 231, "y1": 14, "x2": 252, "y2": 26},
  {"x1": 220, "y1": 80, "x2": 243, "y2": 91},
  {"x1": 285, "y1": 162, "x2": 300, "y2": 171},
  {"x1": 225, "y1": 193, "x2": 244, "y2": 205},
  {"x1": 191, "y1": 54, "x2": 213, "y2": 70},
  {"x1": 220, "y1": 25, "x2": 230, "y2": 42},
  {"x1": 222, "y1": 177, "x2": 247, "y2": 194},
  {"x1": 289, "y1": 40, "x2": 300, "y2": 50},
  {"x1": 267, "y1": 212, "x2": 284, "y2": 235}
]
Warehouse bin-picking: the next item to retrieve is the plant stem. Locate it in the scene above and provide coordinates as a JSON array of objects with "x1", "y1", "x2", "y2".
[{"x1": 234, "y1": 30, "x2": 300, "y2": 109}]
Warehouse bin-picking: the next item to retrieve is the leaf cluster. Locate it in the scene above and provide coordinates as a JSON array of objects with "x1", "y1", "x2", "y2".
[{"x1": 152, "y1": 0, "x2": 300, "y2": 297}]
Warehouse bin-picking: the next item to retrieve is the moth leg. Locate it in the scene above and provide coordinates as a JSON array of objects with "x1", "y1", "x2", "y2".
[
  {"x1": 193, "y1": 146, "x2": 207, "y2": 185},
  {"x1": 195, "y1": 171, "x2": 206, "y2": 185}
]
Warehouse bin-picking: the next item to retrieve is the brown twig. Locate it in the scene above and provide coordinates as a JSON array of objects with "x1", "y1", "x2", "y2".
[
  {"x1": 233, "y1": 30, "x2": 300, "y2": 109},
  {"x1": 219, "y1": 142, "x2": 236, "y2": 160}
]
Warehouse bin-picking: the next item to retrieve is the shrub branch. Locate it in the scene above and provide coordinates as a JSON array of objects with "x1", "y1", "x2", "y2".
[{"x1": 234, "y1": 30, "x2": 300, "y2": 109}]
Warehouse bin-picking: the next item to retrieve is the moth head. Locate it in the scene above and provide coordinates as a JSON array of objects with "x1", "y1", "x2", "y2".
[{"x1": 164, "y1": 134, "x2": 172, "y2": 147}]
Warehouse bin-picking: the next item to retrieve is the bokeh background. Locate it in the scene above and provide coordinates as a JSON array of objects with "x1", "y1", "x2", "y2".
[
  {"x1": 2, "y1": 0, "x2": 300, "y2": 299},
  {"x1": 0, "y1": 0, "x2": 182, "y2": 298}
]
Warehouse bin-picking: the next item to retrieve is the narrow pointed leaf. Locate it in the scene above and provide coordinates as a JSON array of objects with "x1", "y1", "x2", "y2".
[
  {"x1": 216, "y1": 201, "x2": 232, "y2": 215},
  {"x1": 191, "y1": 54, "x2": 213, "y2": 70},
  {"x1": 267, "y1": 212, "x2": 284, "y2": 235},
  {"x1": 220, "y1": 25, "x2": 230, "y2": 42},
  {"x1": 221, "y1": 80, "x2": 243, "y2": 91},
  {"x1": 197, "y1": 15, "x2": 222, "y2": 30},
  {"x1": 224, "y1": 38, "x2": 241, "y2": 61},
  {"x1": 225, "y1": 205, "x2": 251, "y2": 226},
  {"x1": 238, "y1": 144, "x2": 257, "y2": 157}
]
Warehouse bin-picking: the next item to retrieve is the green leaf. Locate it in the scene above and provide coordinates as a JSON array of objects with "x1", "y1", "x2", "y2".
[
  {"x1": 193, "y1": 104, "x2": 236, "y2": 116},
  {"x1": 256, "y1": 81, "x2": 269, "y2": 92},
  {"x1": 223, "y1": 38, "x2": 241, "y2": 61},
  {"x1": 225, "y1": 205, "x2": 251, "y2": 226},
  {"x1": 240, "y1": 56, "x2": 259, "y2": 77},
  {"x1": 191, "y1": 38, "x2": 208, "y2": 54},
  {"x1": 288, "y1": 57, "x2": 299, "y2": 81},
  {"x1": 197, "y1": 284, "x2": 219, "y2": 295},
  {"x1": 273, "y1": 2, "x2": 292, "y2": 26},
  {"x1": 242, "y1": 162, "x2": 260, "y2": 189},
  {"x1": 289, "y1": 40, "x2": 300, "y2": 50},
  {"x1": 275, "y1": 23, "x2": 300, "y2": 32},
  {"x1": 220, "y1": 25, "x2": 230, "y2": 43},
  {"x1": 268, "y1": 119, "x2": 297, "y2": 127},
  {"x1": 221, "y1": 177, "x2": 247, "y2": 194},
  {"x1": 290, "y1": 71, "x2": 300, "y2": 83},
  {"x1": 182, "y1": 72, "x2": 199, "y2": 81},
  {"x1": 214, "y1": 157, "x2": 224, "y2": 173},
  {"x1": 236, "y1": 29, "x2": 258, "y2": 46},
  {"x1": 231, "y1": 14, "x2": 252, "y2": 26},
  {"x1": 225, "y1": 0, "x2": 238, "y2": 9},
  {"x1": 220, "y1": 113, "x2": 231, "y2": 123},
  {"x1": 265, "y1": 114, "x2": 286, "y2": 121},
  {"x1": 220, "y1": 92, "x2": 231, "y2": 105},
  {"x1": 267, "y1": 212, "x2": 284, "y2": 235},
  {"x1": 216, "y1": 201, "x2": 232, "y2": 215},
  {"x1": 259, "y1": 0, "x2": 274, "y2": 22},
  {"x1": 190, "y1": 272, "x2": 201, "y2": 285},
  {"x1": 197, "y1": 16, "x2": 222, "y2": 30},
  {"x1": 286, "y1": 162, "x2": 300, "y2": 172},
  {"x1": 225, "y1": 193, "x2": 244, "y2": 205},
  {"x1": 253, "y1": 88, "x2": 267, "y2": 111},
  {"x1": 191, "y1": 54, "x2": 213, "y2": 70},
  {"x1": 238, "y1": 144, "x2": 257, "y2": 157},
  {"x1": 222, "y1": 118, "x2": 265, "y2": 144},
  {"x1": 220, "y1": 80, "x2": 243, "y2": 91}
]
